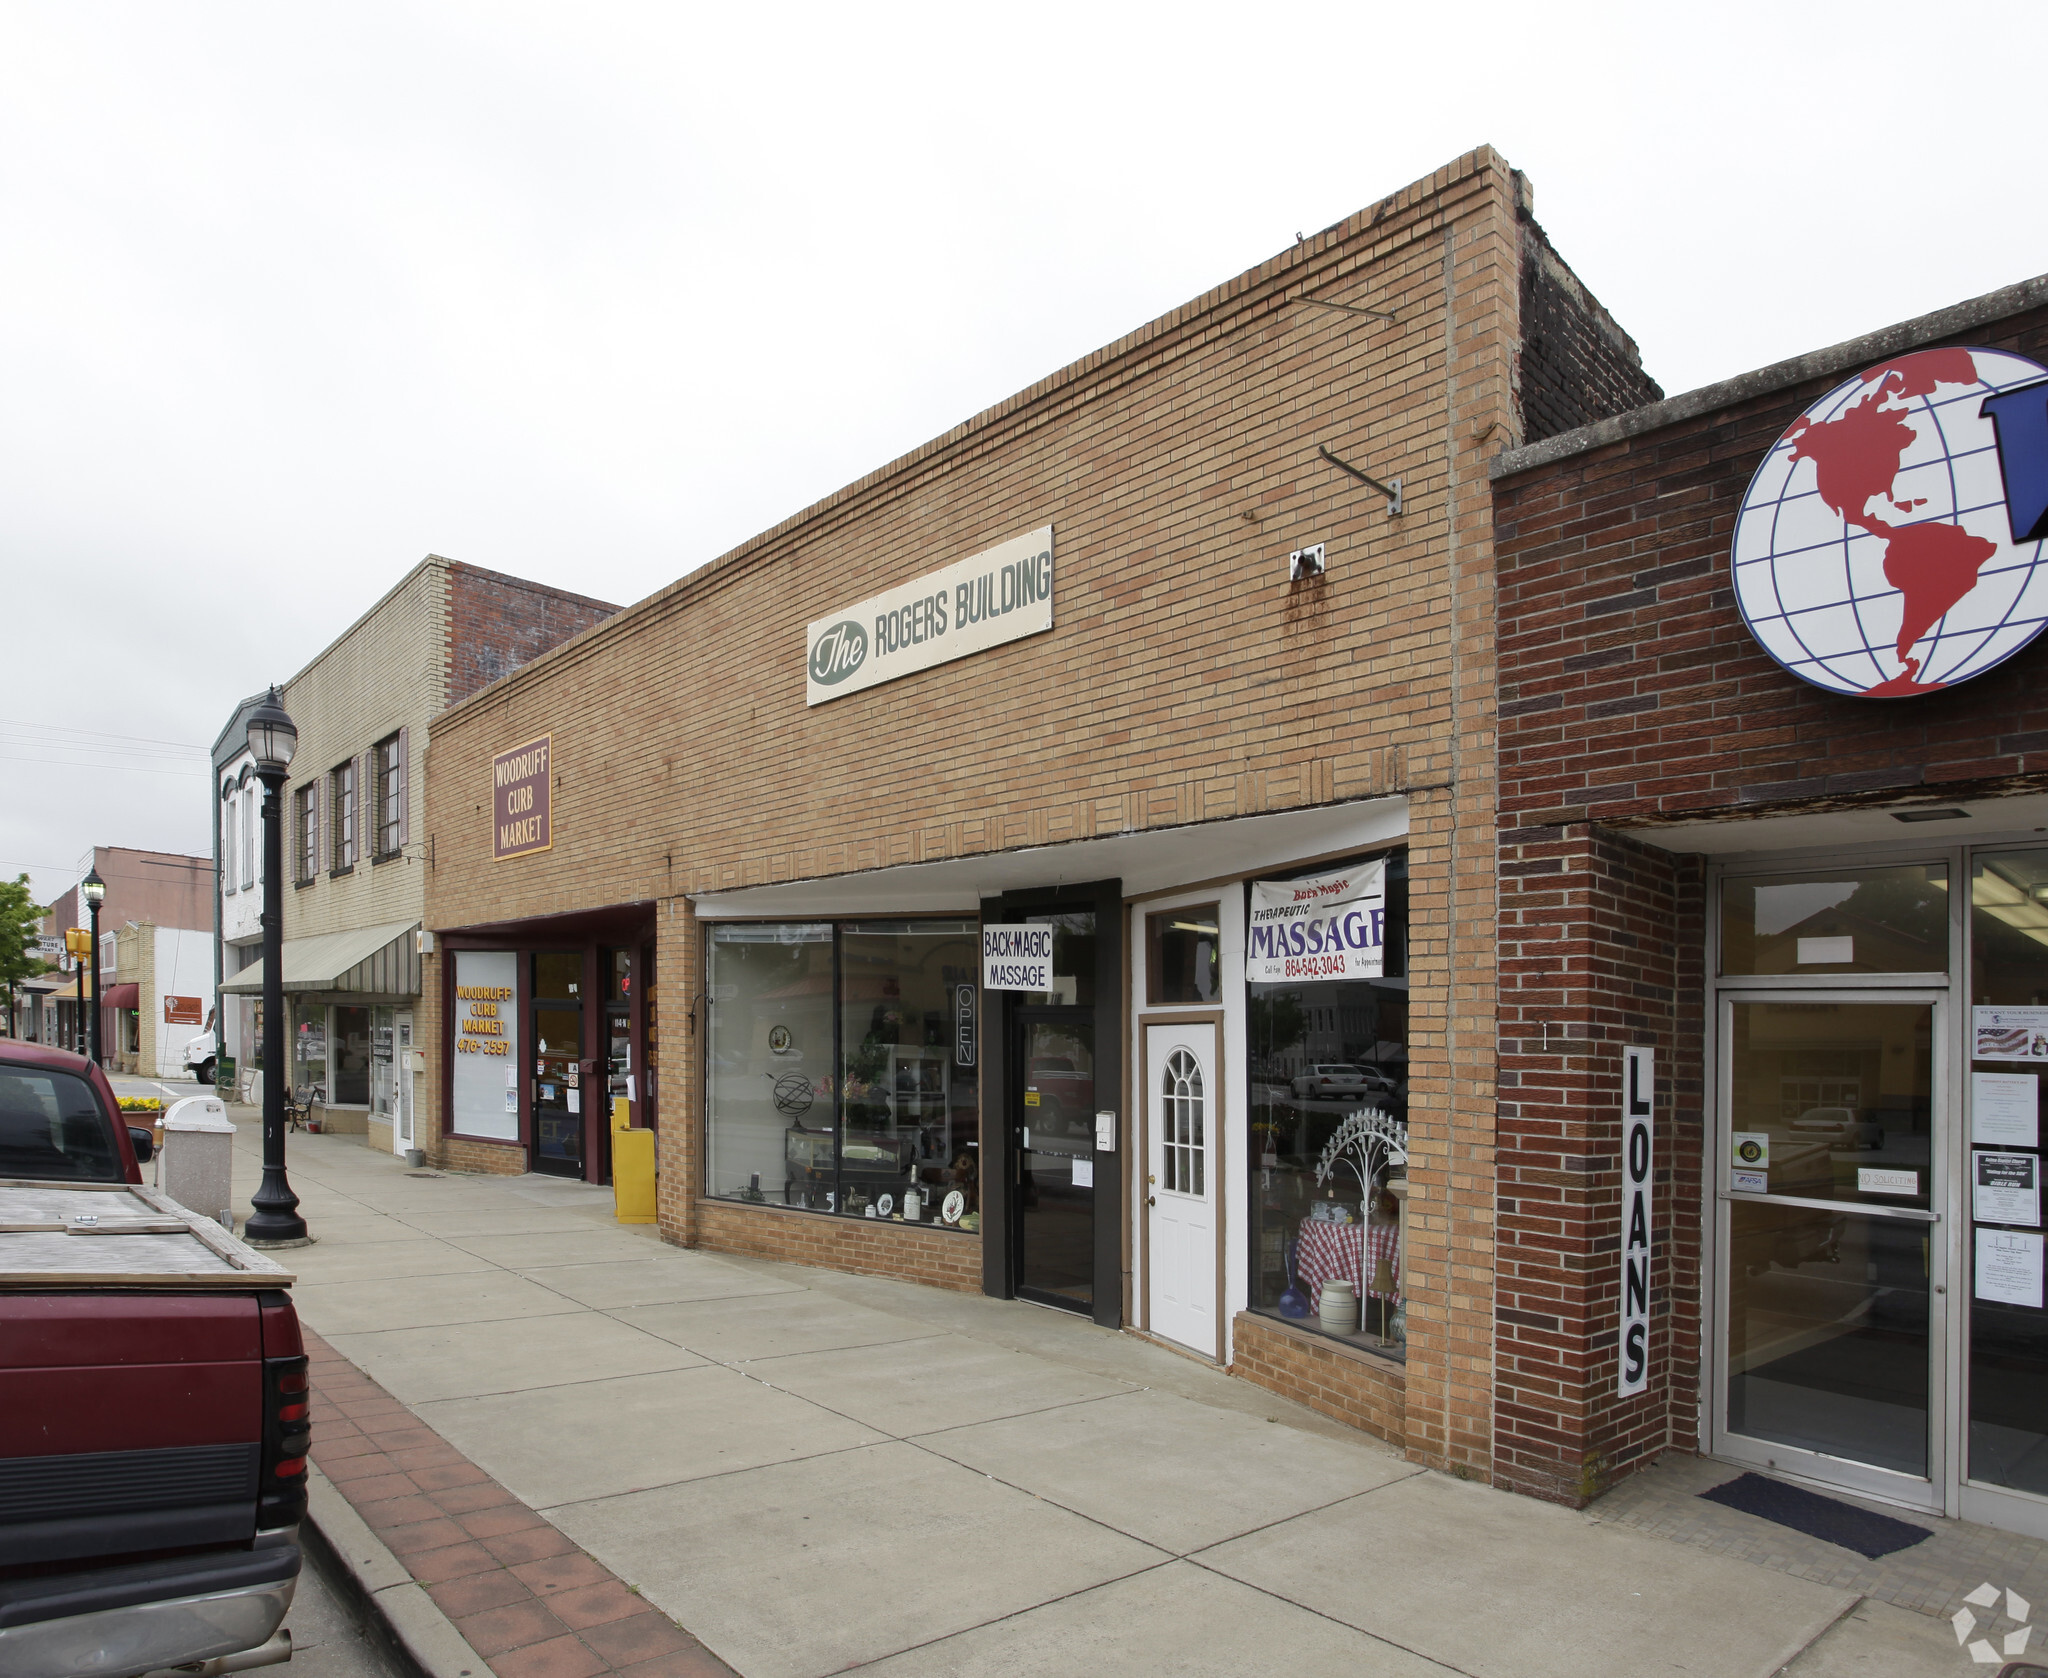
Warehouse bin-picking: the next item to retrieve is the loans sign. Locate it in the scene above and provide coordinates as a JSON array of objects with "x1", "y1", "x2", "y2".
[
  {"x1": 492, "y1": 735, "x2": 552, "y2": 861},
  {"x1": 804, "y1": 525, "x2": 1054, "y2": 705},
  {"x1": 1619, "y1": 1047, "x2": 1654, "y2": 1398},
  {"x1": 1247, "y1": 860, "x2": 1386, "y2": 983}
]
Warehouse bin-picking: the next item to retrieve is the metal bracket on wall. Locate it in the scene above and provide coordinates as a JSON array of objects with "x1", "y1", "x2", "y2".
[{"x1": 1317, "y1": 445, "x2": 1402, "y2": 516}]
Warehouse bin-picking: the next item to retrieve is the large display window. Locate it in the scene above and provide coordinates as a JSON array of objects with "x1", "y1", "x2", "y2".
[
  {"x1": 1246, "y1": 854, "x2": 1408, "y2": 1356},
  {"x1": 1968, "y1": 848, "x2": 2048, "y2": 1499},
  {"x1": 706, "y1": 919, "x2": 981, "y2": 1229}
]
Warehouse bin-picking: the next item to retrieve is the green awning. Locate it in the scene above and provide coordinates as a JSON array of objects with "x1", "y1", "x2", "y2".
[{"x1": 221, "y1": 919, "x2": 420, "y2": 996}]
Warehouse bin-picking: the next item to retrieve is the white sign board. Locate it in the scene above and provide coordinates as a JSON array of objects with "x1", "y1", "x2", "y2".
[
  {"x1": 1974, "y1": 1006, "x2": 2048, "y2": 1063},
  {"x1": 983, "y1": 926, "x2": 1054, "y2": 992},
  {"x1": 1619, "y1": 1046, "x2": 1654, "y2": 1397},
  {"x1": 805, "y1": 525, "x2": 1054, "y2": 705},
  {"x1": 1977, "y1": 1228, "x2": 2045, "y2": 1308},
  {"x1": 1247, "y1": 859, "x2": 1387, "y2": 983},
  {"x1": 451, "y1": 950, "x2": 519, "y2": 1140},
  {"x1": 1973, "y1": 1072, "x2": 2040, "y2": 1147}
]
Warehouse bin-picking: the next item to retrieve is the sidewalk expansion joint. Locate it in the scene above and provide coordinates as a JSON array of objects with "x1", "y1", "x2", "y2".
[{"x1": 305, "y1": 1328, "x2": 738, "y2": 1678}]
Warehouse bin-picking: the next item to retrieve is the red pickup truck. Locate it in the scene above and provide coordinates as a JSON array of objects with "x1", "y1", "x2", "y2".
[{"x1": 0, "y1": 1042, "x2": 308, "y2": 1678}]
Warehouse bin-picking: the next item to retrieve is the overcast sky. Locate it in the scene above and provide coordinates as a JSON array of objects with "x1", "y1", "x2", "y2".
[{"x1": 5, "y1": 1, "x2": 2043, "y2": 912}]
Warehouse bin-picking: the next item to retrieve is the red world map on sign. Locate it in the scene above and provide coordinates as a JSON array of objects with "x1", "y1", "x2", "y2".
[{"x1": 1781, "y1": 348, "x2": 1997, "y2": 694}]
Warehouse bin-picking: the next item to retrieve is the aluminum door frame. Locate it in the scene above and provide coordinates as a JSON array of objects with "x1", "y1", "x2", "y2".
[{"x1": 1706, "y1": 986, "x2": 1954, "y2": 1512}]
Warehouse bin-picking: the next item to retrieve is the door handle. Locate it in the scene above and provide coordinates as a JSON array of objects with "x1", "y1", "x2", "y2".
[{"x1": 1146, "y1": 1196, "x2": 1156, "y2": 1206}]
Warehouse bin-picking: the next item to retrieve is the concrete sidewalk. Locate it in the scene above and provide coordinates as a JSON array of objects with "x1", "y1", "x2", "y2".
[{"x1": 223, "y1": 1122, "x2": 1973, "y2": 1677}]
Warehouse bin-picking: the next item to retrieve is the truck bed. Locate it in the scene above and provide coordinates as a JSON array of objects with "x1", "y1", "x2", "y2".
[{"x1": 0, "y1": 1183, "x2": 295, "y2": 1289}]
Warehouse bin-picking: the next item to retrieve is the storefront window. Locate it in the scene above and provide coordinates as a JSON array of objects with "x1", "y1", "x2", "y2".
[
  {"x1": 1010, "y1": 911, "x2": 1095, "y2": 1007},
  {"x1": 603, "y1": 948, "x2": 633, "y2": 1118},
  {"x1": 1720, "y1": 865, "x2": 1949, "y2": 976},
  {"x1": 292, "y1": 1000, "x2": 327, "y2": 1096},
  {"x1": 1247, "y1": 856, "x2": 1408, "y2": 1356},
  {"x1": 706, "y1": 920, "x2": 980, "y2": 1227},
  {"x1": 371, "y1": 1006, "x2": 395, "y2": 1116},
  {"x1": 535, "y1": 952, "x2": 582, "y2": 1001},
  {"x1": 1967, "y1": 848, "x2": 2048, "y2": 1497},
  {"x1": 1147, "y1": 904, "x2": 1219, "y2": 1005},
  {"x1": 333, "y1": 1005, "x2": 371, "y2": 1105}
]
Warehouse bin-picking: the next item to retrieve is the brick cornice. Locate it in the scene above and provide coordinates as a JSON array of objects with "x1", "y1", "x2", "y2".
[{"x1": 1490, "y1": 271, "x2": 2048, "y2": 482}]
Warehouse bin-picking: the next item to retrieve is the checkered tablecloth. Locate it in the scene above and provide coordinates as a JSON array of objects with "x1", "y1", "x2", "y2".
[{"x1": 1295, "y1": 1217, "x2": 1401, "y2": 1306}]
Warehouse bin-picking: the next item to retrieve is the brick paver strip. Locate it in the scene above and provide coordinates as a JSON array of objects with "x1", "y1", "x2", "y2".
[{"x1": 305, "y1": 1330, "x2": 736, "y2": 1678}]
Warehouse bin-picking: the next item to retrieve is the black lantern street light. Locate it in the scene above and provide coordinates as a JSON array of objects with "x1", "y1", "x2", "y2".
[
  {"x1": 81, "y1": 868, "x2": 106, "y2": 1067},
  {"x1": 242, "y1": 688, "x2": 307, "y2": 1245}
]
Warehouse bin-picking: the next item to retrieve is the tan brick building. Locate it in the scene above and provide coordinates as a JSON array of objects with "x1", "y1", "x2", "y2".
[
  {"x1": 216, "y1": 558, "x2": 614, "y2": 1151},
  {"x1": 417, "y1": 149, "x2": 1658, "y2": 1480}
]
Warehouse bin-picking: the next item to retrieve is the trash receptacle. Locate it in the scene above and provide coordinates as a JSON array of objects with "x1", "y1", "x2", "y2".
[{"x1": 161, "y1": 1096, "x2": 237, "y2": 1230}]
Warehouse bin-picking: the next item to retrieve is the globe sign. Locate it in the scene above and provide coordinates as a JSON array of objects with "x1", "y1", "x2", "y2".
[{"x1": 1731, "y1": 346, "x2": 2048, "y2": 696}]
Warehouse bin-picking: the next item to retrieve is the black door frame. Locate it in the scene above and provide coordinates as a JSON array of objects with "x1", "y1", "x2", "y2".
[
  {"x1": 979, "y1": 877, "x2": 1122, "y2": 1328},
  {"x1": 1010, "y1": 1002, "x2": 1099, "y2": 1314}
]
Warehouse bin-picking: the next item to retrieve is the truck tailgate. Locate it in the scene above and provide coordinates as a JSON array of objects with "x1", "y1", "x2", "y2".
[{"x1": 0, "y1": 1295, "x2": 264, "y2": 1566}]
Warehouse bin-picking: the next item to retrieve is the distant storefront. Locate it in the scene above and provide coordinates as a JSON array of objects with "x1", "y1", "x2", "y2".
[
  {"x1": 420, "y1": 148, "x2": 1664, "y2": 1466},
  {"x1": 211, "y1": 558, "x2": 615, "y2": 1151}
]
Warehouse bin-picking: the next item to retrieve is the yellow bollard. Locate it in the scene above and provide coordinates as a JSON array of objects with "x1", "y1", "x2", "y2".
[{"x1": 611, "y1": 1096, "x2": 656, "y2": 1225}]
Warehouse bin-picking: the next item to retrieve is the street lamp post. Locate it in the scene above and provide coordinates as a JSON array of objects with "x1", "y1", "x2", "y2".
[
  {"x1": 81, "y1": 869, "x2": 105, "y2": 1067},
  {"x1": 242, "y1": 688, "x2": 306, "y2": 1245}
]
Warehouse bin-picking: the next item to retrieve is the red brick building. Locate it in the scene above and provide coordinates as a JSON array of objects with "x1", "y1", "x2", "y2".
[{"x1": 1491, "y1": 274, "x2": 2048, "y2": 1534}]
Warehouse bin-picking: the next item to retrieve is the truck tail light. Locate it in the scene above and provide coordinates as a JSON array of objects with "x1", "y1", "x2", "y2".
[{"x1": 256, "y1": 1293, "x2": 311, "y2": 1529}]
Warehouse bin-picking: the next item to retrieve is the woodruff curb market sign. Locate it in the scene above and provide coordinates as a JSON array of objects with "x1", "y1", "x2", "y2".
[{"x1": 805, "y1": 525, "x2": 1054, "y2": 705}]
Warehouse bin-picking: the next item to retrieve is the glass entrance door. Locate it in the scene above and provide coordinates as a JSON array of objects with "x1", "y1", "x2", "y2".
[
  {"x1": 1014, "y1": 1011, "x2": 1095, "y2": 1313},
  {"x1": 532, "y1": 952, "x2": 587, "y2": 1179},
  {"x1": 1716, "y1": 995, "x2": 1947, "y2": 1504}
]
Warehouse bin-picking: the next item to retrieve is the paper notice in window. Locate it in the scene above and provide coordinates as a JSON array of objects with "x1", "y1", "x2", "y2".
[
  {"x1": 1976, "y1": 1228, "x2": 2045, "y2": 1308},
  {"x1": 1071, "y1": 1158, "x2": 1094, "y2": 1188},
  {"x1": 568, "y1": 1088, "x2": 581, "y2": 1115},
  {"x1": 1973, "y1": 1072, "x2": 2039, "y2": 1147},
  {"x1": 1973, "y1": 1006, "x2": 2048, "y2": 1063},
  {"x1": 1974, "y1": 1151, "x2": 2040, "y2": 1227}
]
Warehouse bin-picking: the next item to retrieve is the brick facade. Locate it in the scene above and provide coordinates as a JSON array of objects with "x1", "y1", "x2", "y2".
[
  {"x1": 445, "y1": 562, "x2": 617, "y2": 709},
  {"x1": 1516, "y1": 210, "x2": 1662, "y2": 447},
  {"x1": 1231, "y1": 1312, "x2": 1407, "y2": 1443},
  {"x1": 420, "y1": 148, "x2": 1656, "y2": 1478},
  {"x1": 1489, "y1": 278, "x2": 2048, "y2": 1504}
]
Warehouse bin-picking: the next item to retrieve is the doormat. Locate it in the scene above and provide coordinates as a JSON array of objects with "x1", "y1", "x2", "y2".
[{"x1": 1698, "y1": 1472, "x2": 1931, "y2": 1559}]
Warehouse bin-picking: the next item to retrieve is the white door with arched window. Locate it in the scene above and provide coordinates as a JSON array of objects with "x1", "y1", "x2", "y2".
[{"x1": 1146, "y1": 1019, "x2": 1220, "y2": 1357}]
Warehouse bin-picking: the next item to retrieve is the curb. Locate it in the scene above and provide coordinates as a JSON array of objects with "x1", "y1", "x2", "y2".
[{"x1": 303, "y1": 1463, "x2": 490, "y2": 1678}]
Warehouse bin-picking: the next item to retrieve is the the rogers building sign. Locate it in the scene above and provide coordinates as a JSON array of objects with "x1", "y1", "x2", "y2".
[{"x1": 1731, "y1": 346, "x2": 2048, "y2": 696}]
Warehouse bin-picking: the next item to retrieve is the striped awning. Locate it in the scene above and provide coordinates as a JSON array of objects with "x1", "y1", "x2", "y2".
[{"x1": 221, "y1": 919, "x2": 420, "y2": 997}]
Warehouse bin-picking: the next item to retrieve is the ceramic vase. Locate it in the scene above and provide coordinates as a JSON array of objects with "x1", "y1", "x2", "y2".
[{"x1": 1317, "y1": 1279, "x2": 1359, "y2": 1336}]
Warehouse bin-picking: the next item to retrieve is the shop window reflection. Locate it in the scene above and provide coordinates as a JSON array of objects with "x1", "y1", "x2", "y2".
[
  {"x1": 705, "y1": 920, "x2": 980, "y2": 1230},
  {"x1": 1720, "y1": 865, "x2": 1948, "y2": 976},
  {"x1": 1247, "y1": 977, "x2": 1409, "y2": 1357},
  {"x1": 1968, "y1": 849, "x2": 2048, "y2": 1498},
  {"x1": 1147, "y1": 906, "x2": 1219, "y2": 1006}
]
